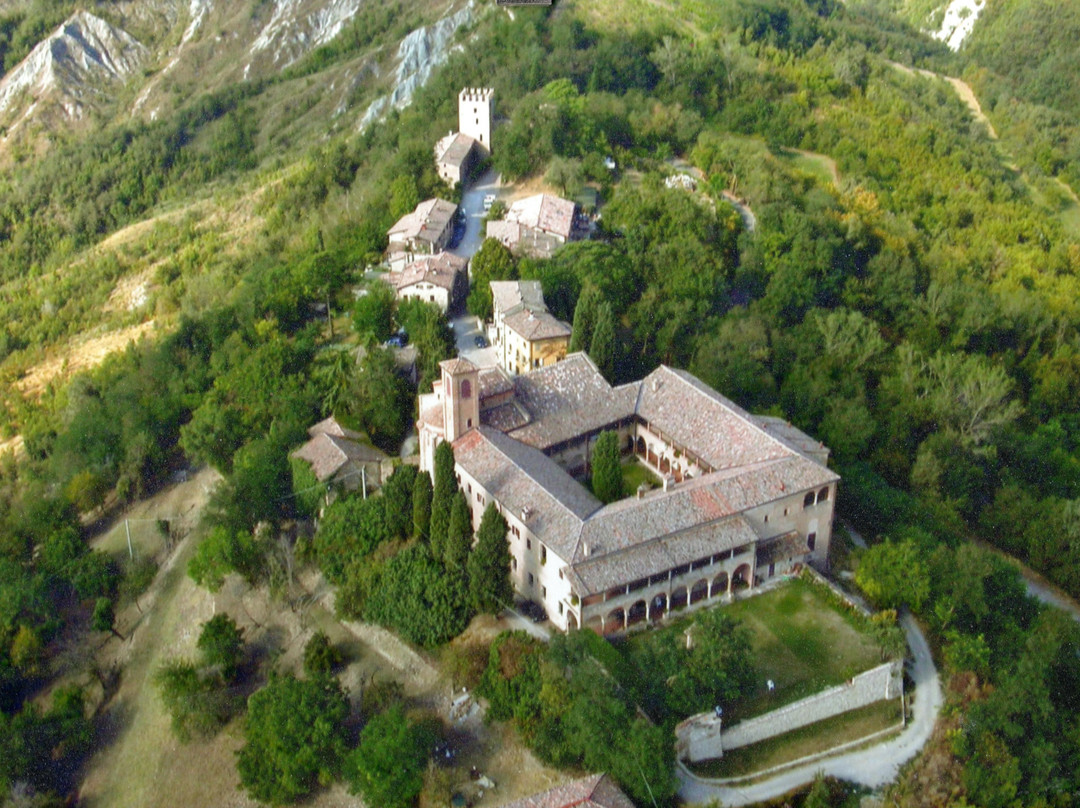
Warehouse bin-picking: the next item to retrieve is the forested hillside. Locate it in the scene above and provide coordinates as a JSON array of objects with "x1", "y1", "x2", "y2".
[{"x1": 1, "y1": 0, "x2": 1080, "y2": 805}]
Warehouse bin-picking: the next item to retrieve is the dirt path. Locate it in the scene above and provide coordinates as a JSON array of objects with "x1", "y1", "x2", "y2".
[{"x1": 885, "y1": 60, "x2": 998, "y2": 140}]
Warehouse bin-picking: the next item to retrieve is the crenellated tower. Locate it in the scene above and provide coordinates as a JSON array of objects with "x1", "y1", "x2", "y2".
[{"x1": 459, "y1": 87, "x2": 494, "y2": 154}]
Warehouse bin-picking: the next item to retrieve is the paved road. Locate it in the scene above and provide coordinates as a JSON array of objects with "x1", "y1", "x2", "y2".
[
  {"x1": 678, "y1": 613, "x2": 942, "y2": 806},
  {"x1": 450, "y1": 167, "x2": 502, "y2": 261},
  {"x1": 450, "y1": 314, "x2": 497, "y2": 369}
]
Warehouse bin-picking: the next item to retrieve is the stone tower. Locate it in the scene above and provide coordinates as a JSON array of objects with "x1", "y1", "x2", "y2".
[
  {"x1": 459, "y1": 87, "x2": 494, "y2": 154},
  {"x1": 440, "y1": 357, "x2": 480, "y2": 443}
]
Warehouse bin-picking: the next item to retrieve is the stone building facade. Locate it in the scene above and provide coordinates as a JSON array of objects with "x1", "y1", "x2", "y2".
[
  {"x1": 417, "y1": 353, "x2": 839, "y2": 634},
  {"x1": 490, "y1": 280, "x2": 571, "y2": 375}
]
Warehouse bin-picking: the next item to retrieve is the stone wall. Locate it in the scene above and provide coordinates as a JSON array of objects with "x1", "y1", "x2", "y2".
[{"x1": 676, "y1": 660, "x2": 902, "y2": 763}]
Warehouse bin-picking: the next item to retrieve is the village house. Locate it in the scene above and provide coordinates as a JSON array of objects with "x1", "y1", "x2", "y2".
[
  {"x1": 490, "y1": 280, "x2": 571, "y2": 375},
  {"x1": 290, "y1": 416, "x2": 391, "y2": 500},
  {"x1": 434, "y1": 87, "x2": 494, "y2": 186},
  {"x1": 495, "y1": 774, "x2": 634, "y2": 808},
  {"x1": 486, "y1": 193, "x2": 580, "y2": 258},
  {"x1": 386, "y1": 198, "x2": 458, "y2": 271},
  {"x1": 383, "y1": 251, "x2": 468, "y2": 313},
  {"x1": 417, "y1": 353, "x2": 839, "y2": 635}
]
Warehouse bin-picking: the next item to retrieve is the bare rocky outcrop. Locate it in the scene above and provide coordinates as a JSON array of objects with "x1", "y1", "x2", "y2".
[
  {"x1": 359, "y1": 2, "x2": 474, "y2": 129},
  {"x1": 0, "y1": 10, "x2": 146, "y2": 127},
  {"x1": 245, "y1": 0, "x2": 366, "y2": 72}
]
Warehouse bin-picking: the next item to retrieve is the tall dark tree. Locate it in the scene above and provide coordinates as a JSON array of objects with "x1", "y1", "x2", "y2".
[
  {"x1": 591, "y1": 431, "x2": 622, "y2": 504},
  {"x1": 467, "y1": 504, "x2": 513, "y2": 614},
  {"x1": 91, "y1": 597, "x2": 123, "y2": 640},
  {"x1": 569, "y1": 284, "x2": 601, "y2": 353},
  {"x1": 353, "y1": 346, "x2": 409, "y2": 451},
  {"x1": 445, "y1": 490, "x2": 473, "y2": 571},
  {"x1": 412, "y1": 469, "x2": 433, "y2": 540},
  {"x1": 352, "y1": 281, "x2": 397, "y2": 343},
  {"x1": 430, "y1": 442, "x2": 457, "y2": 560},
  {"x1": 589, "y1": 301, "x2": 616, "y2": 380}
]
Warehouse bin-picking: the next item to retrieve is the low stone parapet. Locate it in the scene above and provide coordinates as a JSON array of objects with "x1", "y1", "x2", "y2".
[{"x1": 675, "y1": 660, "x2": 902, "y2": 763}]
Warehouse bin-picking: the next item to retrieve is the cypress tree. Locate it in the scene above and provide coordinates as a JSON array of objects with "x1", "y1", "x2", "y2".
[
  {"x1": 467, "y1": 504, "x2": 513, "y2": 614},
  {"x1": 569, "y1": 284, "x2": 601, "y2": 353},
  {"x1": 591, "y1": 431, "x2": 623, "y2": 504},
  {"x1": 589, "y1": 301, "x2": 616, "y2": 380},
  {"x1": 430, "y1": 441, "x2": 457, "y2": 561},
  {"x1": 412, "y1": 470, "x2": 432, "y2": 540},
  {"x1": 445, "y1": 490, "x2": 473, "y2": 571}
]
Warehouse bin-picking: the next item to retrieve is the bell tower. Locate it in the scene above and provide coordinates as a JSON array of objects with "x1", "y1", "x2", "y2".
[
  {"x1": 440, "y1": 357, "x2": 481, "y2": 442},
  {"x1": 459, "y1": 87, "x2": 494, "y2": 155}
]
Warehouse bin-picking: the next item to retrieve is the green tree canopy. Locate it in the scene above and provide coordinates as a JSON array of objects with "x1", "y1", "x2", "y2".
[
  {"x1": 197, "y1": 613, "x2": 244, "y2": 682},
  {"x1": 467, "y1": 239, "x2": 517, "y2": 321},
  {"x1": 346, "y1": 704, "x2": 434, "y2": 808},
  {"x1": 412, "y1": 469, "x2": 433, "y2": 540},
  {"x1": 353, "y1": 281, "x2": 397, "y2": 343},
  {"x1": 237, "y1": 673, "x2": 350, "y2": 805},
  {"x1": 855, "y1": 539, "x2": 930, "y2": 612}
]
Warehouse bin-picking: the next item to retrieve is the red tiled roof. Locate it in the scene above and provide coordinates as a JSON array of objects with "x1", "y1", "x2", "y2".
[{"x1": 495, "y1": 774, "x2": 635, "y2": 808}]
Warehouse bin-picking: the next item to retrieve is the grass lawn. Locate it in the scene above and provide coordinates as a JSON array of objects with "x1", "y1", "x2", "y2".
[
  {"x1": 779, "y1": 148, "x2": 839, "y2": 186},
  {"x1": 621, "y1": 457, "x2": 660, "y2": 495},
  {"x1": 688, "y1": 699, "x2": 903, "y2": 779},
  {"x1": 722, "y1": 577, "x2": 883, "y2": 721}
]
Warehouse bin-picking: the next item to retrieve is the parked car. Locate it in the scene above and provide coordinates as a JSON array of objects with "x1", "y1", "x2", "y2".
[
  {"x1": 473, "y1": 335, "x2": 488, "y2": 348},
  {"x1": 482, "y1": 193, "x2": 496, "y2": 211},
  {"x1": 384, "y1": 331, "x2": 408, "y2": 348},
  {"x1": 518, "y1": 600, "x2": 547, "y2": 623}
]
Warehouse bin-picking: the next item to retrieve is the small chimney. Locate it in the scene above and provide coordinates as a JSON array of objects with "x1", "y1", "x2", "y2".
[
  {"x1": 521, "y1": 506, "x2": 533, "y2": 521},
  {"x1": 663, "y1": 476, "x2": 675, "y2": 491},
  {"x1": 582, "y1": 543, "x2": 589, "y2": 557}
]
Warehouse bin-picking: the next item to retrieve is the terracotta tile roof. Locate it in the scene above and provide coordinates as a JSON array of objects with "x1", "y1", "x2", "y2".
[
  {"x1": 479, "y1": 367, "x2": 515, "y2": 399},
  {"x1": 487, "y1": 220, "x2": 523, "y2": 247},
  {"x1": 440, "y1": 356, "x2": 479, "y2": 375},
  {"x1": 452, "y1": 427, "x2": 601, "y2": 560},
  {"x1": 504, "y1": 194, "x2": 576, "y2": 240},
  {"x1": 290, "y1": 433, "x2": 387, "y2": 482},
  {"x1": 495, "y1": 774, "x2": 635, "y2": 808},
  {"x1": 386, "y1": 252, "x2": 467, "y2": 293},
  {"x1": 481, "y1": 401, "x2": 532, "y2": 432},
  {"x1": 503, "y1": 309, "x2": 572, "y2": 341},
  {"x1": 756, "y1": 531, "x2": 809, "y2": 566},
  {"x1": 636, "y1": 367, "x2": 794, "y2": 471},
  {"x1": 307, "y1": 416, "x2": 363, "y2": 441},
  {"x1": 491, "y1": 280, "x2": 547, "y2": 316},
  {"x1": 387, "y1": 198, "x2": 457, "y2": 245},
  {"x1": 755, "y1": 415, "x2": 830, "y2": 465},
  {"x1": 571, "y1": 514, "x2": 759, "y2": 595},
  {"x1": 435, "y1": 131, "x2": 478, "y2": 168},
  {"x1": 507, "y1": 353, "x2": 638, "y2": 450}
]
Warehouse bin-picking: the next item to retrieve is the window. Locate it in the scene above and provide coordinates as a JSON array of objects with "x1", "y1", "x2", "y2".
[
  {"x1": 466, "y1": 418, "x2": 472, "y2": 428},
  {"x1": 528, "y1": 573, "x2": 534, "y2": 586},
  {"x1": 527, "y1": 538, "x2": 532, "y2": 550},
  {"x1": 558, "y1": 602, "x2": 563, "y2": 615},
  {"x1": 512, "y1": 526, "x2": 520, "y2": 538},
  {"x1": 783, "y1": 507, "x2": 789, "y2": 517},
  {"x1": 764, "y1": 514, "x2": 769, "y2": 524},
  {"x1": 818, "y1": 486, "x2": 830, "y2": 502},
  {"x1": 540, "y1": 545, "x2": 547, "y2": 565},
  {"x1": 512, "y1": 557, "x2": 518, "y2": 571},
  {"x1": 461, "y1": 379, "x2": 472, "y2": 398},
  {"x1": 476, "y1": 492, "x2": 484, "y2": 505},
  {"x1": 542, "y1": 586, "x2": 547, "y2": 599},
  {"x1": 558, "y1": 569, "x2": 563, "y2": 580},
  {"x1": 467, "y1": 484, "x2": 472, "y2": 494},
  {"x1": 808, "y1": 532, "x2": 817, "y2": 551},
  {"x1": 803, "y1": 491, "x2": 815, "y2": 508}
]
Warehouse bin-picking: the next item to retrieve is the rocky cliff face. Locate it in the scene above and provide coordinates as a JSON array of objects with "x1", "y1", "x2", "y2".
[
  {"x1": 0, "y1": 10, "x2": 146, "y2": 131},
  {"x1": 359, "y1": 1, "x2": 473, "y2": 129}
]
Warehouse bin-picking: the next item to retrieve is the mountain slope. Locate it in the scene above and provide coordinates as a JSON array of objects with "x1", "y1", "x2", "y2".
[{"x1": 0, "y1": 10, "x2": 145, "y2": 132}]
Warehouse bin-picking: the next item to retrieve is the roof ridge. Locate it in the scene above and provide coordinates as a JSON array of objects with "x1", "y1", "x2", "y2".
[{"x1": 659, "y1": 366, "x2": 798, "y2": 462}]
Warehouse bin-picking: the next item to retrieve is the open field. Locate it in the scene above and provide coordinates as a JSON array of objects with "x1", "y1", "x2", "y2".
[
  {"x1": 780, "y1": 148, "x2": 841, "y2": 186},
  {"x1": 720, "y1": 578, "x2": 883, "y2": 721},
  {"x1": 689, "y1": 699, "x2": 904, "y2": 779}
]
